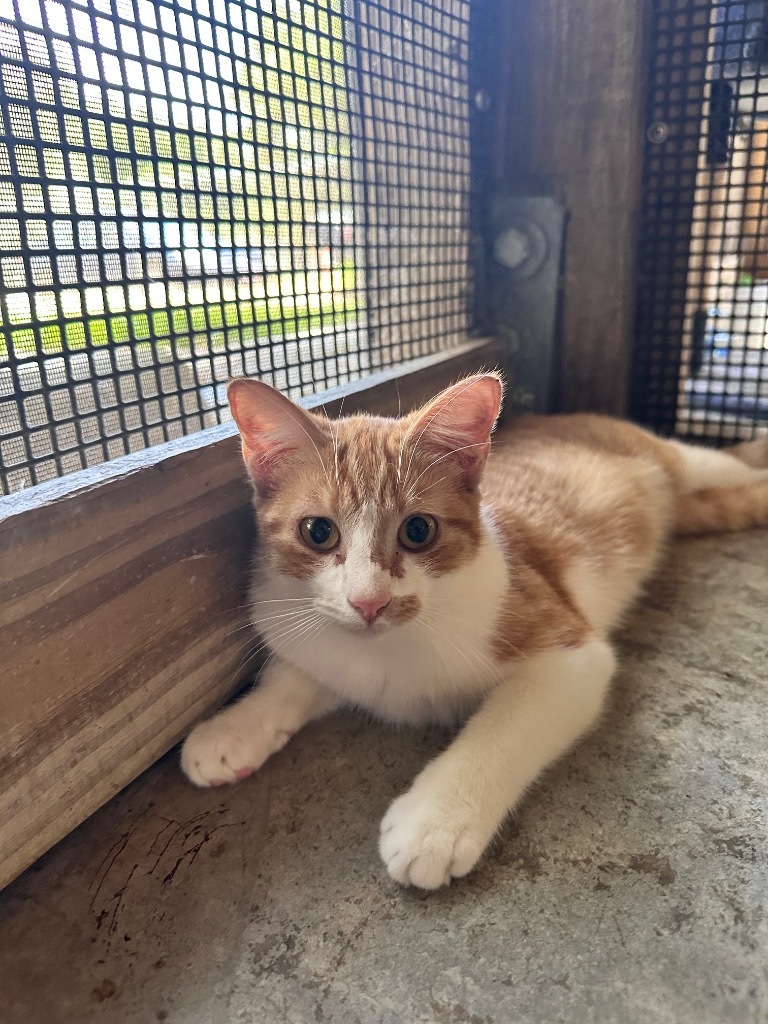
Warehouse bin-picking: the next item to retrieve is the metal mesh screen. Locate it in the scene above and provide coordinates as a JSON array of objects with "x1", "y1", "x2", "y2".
[
  {"x1": 635, "y1": 0, "x2": 768, "y2": 441},
  {"x1": 0, "y1": 0, "x2": 471, "y2": 494}
]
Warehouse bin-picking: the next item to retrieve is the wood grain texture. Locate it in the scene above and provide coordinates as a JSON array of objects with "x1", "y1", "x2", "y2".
[
  {"x1": 495, "y1": 0, "x2": 650, "y2": 416},
  {"x1": 0, "y1": 340, "x2": 503, "y2": 889},
  {"x1": 0, "y1": 427, "x2": 254, "y2": 891}
]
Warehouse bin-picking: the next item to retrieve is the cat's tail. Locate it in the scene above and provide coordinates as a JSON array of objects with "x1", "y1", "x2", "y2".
[
  {"x1": 725, "y1": 435, "x2": 768, "y2": 469},
  {"x1": 671, "y1": 435, "x2": 768, "y2": 535},
  {"x1": 675, "y1": 480, "x2": 768, "y2": 534}
]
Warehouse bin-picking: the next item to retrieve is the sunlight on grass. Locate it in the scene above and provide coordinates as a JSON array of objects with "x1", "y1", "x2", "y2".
[{"x1": 1, "y1": 268, "x2": 359, "y2": 363}]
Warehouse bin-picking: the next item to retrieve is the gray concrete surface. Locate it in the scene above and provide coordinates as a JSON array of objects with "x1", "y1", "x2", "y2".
[{"x1": 1, "y1": 531, "x2": 766, "y2": 1024}]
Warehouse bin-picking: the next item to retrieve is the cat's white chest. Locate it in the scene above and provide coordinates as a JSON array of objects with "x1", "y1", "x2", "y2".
[{"x1": 289, "y1": 622, "x2": 494, "y2": 723}]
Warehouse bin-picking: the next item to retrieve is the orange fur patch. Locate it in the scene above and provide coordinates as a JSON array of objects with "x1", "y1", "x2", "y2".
[{"x1": 254, "y1": 410, "x2": 483, "y2": 582}]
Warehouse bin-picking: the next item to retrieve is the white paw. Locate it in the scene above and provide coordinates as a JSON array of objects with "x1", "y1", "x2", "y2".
[
  {"x1": 180, "y1": 713, "x2": 291, "y2": 788},
  {"x1": 379, "y1": 786, "x2": 491, "y2": 890}
]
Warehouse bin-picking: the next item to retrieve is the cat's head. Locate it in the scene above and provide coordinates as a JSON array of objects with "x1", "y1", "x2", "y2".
[{"x1": 228, "y1": 373, "x2": 503, "y2": 635}]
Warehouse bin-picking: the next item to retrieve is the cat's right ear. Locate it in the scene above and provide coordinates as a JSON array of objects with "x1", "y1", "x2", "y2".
[
  {"x1": 405, "y1": 373, "x2": 504, "y2": 487},
  {"x1": 227, "y1": 378, "x2": 328, "y2": 493}
]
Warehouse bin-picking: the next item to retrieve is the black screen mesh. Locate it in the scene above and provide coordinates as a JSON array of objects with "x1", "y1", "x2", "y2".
[
  {"x1": 0, "y1": 0, "x2": 471, "y2": 494},
  {"x1": 635, "y1": 0, "x2": 768, "y2": 442}
]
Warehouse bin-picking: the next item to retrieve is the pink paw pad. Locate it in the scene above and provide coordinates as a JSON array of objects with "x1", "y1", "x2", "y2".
[{"x1": 235, "y1": 766, "x2": 254, "y2": 780}]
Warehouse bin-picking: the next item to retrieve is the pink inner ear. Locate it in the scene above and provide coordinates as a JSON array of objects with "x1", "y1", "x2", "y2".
[
  {"x1": 408, "y1": 375, "x2": 503, "y2": 483},
  {"x1": 242, "y1": 436, "x2": 294, "y2": 490},
  {"x1": 227, "y1": 377, "x2": 326, "y2": 491},
  {"x1": 457, "y1": 378, "x2": 502, "y2": 442},
  {"x1": 228, "y1": 381, "x2": 289, "y2": 487},
  {"x1": 421, "y1": 375, "x2": 501, "y2": 446}
]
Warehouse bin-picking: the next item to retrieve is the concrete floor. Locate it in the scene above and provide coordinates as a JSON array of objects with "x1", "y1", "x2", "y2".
[{"x1": 1, "y1": 531, "x2": 767, "y2": 1024}]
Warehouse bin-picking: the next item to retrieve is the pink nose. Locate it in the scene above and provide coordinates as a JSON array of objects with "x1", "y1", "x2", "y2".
[{"x1": 348, "y1": 593, "x2": 391, "y2": 624}]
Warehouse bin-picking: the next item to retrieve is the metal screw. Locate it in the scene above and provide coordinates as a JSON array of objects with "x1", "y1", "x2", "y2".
[
  {"x1": 474, "y1": 89, "x2": 491, "y2": 112},
  {"x1": 647, "y1": 121, "x2": 669, "y2": 144},
  {"x1": 494, "y1": 227, "x2": 530, "y2": 270}
]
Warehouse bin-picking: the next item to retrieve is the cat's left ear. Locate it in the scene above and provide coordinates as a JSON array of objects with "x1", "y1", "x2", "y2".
[
  {"x1": 227, "y1": 378, "x2": 328, "y2": 493},
  {"x1": 407, "y1": 373, "x2": 503, "y2": 486}
]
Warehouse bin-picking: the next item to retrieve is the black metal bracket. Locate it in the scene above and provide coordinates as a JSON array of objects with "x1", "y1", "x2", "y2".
[{"x1": 484, "y1": 195, "x2": 567, "y2": 413}]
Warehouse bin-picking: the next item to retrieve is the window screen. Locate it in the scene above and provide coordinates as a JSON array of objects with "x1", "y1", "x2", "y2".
[
  {"x1": 0, "y1": 0, "x2": 472, "y2": 494},
  {"x1": 635, "y1": 0, "x2": 768, "y2": 441}
]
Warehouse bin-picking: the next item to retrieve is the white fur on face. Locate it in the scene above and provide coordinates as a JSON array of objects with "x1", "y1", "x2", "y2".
[{"x1": 310, "y1": 504, "x2": 423, "y2": 633}]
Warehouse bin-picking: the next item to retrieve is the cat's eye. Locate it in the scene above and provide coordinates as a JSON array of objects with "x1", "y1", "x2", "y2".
[
  {"x1": 299, "y1": 516, "x2": 340, "y2": 551},
  {"x1": 398, "y1": 514, "x2": 438, "y2": 551}
]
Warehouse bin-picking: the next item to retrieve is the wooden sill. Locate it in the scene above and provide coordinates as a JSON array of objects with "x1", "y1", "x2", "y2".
[{"x1": 0, "y1": 337, "x2": 506, "y2": 889}]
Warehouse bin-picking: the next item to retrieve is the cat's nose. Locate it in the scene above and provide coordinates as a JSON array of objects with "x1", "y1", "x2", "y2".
[{"x1": 348, "y1": 593, "x2": 392, "y2": 624}]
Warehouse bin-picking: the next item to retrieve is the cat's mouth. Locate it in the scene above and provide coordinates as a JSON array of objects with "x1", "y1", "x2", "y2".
[{"x1": 338, "y1": 616, "x2": 394, "y2": 636}]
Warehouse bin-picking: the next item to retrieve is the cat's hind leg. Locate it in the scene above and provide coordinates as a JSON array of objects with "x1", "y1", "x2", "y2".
[
  {"x1": 379, "y1": 636, "x2": 616, "y2": 889},
  {"x1": 181, "y1": 659, "x2": 341, "y2": 787}
]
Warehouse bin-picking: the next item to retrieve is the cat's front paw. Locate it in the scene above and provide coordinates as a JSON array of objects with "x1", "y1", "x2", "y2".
[
  {"x1": 379, "y1": 786, "x2": 491, "y2": 890},
  {"x1": 181, "y1": 714, "x2": 291, "y2": 788}
]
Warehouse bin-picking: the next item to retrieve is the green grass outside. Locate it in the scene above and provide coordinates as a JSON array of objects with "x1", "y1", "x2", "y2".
[{"x1": 1, "y1": 267, "x2": 359, "y2": 364}]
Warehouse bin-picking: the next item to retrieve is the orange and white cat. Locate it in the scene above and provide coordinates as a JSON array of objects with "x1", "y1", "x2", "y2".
[{"x1": 181, "y1": 374, "x2": 768, "y2": 889}]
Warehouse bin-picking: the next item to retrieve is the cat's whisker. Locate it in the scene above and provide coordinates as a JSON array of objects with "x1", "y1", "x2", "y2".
[
  {"x1": 226, "y1": 608, "x2": 324, "y2": 679},
  {"x1": 407, "y1": 474, "x2": 449, "y2": 501},
  {"x1": 420, "y1": 606, "x2": 505, "y2": 680},
  {"x1": 266, "y1": 615, "x2": 325, "y2": 658},
  {"x1": 224, "y1": 634, "x2": 272, "y2": 688},
  {"x1": 230, "y1": 608, "x2": 306, "y2": 628},
  {"x1": 276, "y1": 611, "x2": 322, "y2": 641},
  {"x1": 400, "y1": 424, "x2": 421, "y2": 491},
  {"x1": 233, "y1": 622, "x2": 315, "y2": 678},
  {"x1": 227, "y1": 628, "x2": 269, "y2": 660},
  {"x1": 405, "y1": 442, "x2": 488, "y2": 497},
  {"x1": 219, "y1": 599, "x2": 273, "y2": 620},
  {"x1": 335, "y1": 397, "x2": 347, "y2": 486},
  {"x1": 250, "y1": 604, "x2": 315, "y2": 621},
  {"x1": 248, "y1": 599, "x2": 315, "y2": 614},
  {"x1": 321, "y1": 406, "x2": 342, "y2": 487},
  {"x1": 291, "y1": 411, "x2": 336, "y2": 493},
  {"x1": 414, "y1": 614, "x2": 464, "y2": 688},
  {"x1": 248, "y1": 612, "x2": 314, "y2": 633},
  {"x1": 417, "y1": 611, "x2": 472, "y2": 677},
  {"x1": 222, "y1": 621, "x2": 262, "y2": 640},
  {"x1": 266, "y1": 613, "x2": 321, "y2": 643},
  {"x1": 320, "y1": 393, "x2": 346, "y2": 487},
  {"x1": 398, "y1": 406, "x2": 430, "y2": 486},
  {"x1": 222, "y1": 607, "x2": 312, "y2": 642},
  {"x1": 292, "y1": 616, "x2": 328, "y2": 651},
  {"x1": 419, "y1": 619, "x2": 493, "y2": 704},
  {"x1": 400, "y1": 377, "x2": 486, "y2": 490}
]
